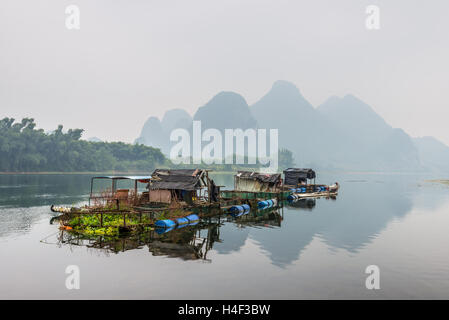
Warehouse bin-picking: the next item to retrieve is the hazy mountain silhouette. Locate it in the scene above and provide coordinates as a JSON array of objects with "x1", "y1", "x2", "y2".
[
  {"x1": 135, "y1": 80, "x2": 449, "y2": 173},
  {"x1": 161, "y1": 109, "x2": 192, "y2": 133},
  {"x1": 316, "y1": 94, "x2": 422, "y2": 171},
  {"x1": 193, "y1": 91, "x2": 257, "y2": 130},
  {"x1": 413, "y1": 136, "x2": 449, "y2": 173},
  {"x1": 250, "y1": 80, "x2": 337, "y2": 168},
  {"x1": 87, "y1": 136, "x2": 103, "y2": 142},
  {"x1": 135, "y1": 109, "x2": 192, "y2": 154}
]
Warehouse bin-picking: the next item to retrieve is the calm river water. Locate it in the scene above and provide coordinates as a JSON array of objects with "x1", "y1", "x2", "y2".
[{"x1": 1, "y1": 172, "x2": 449, "y2": 299}]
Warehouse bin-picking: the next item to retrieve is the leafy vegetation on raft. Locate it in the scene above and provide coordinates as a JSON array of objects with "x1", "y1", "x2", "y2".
[{"x1": 65, "y1": 208, "x2": 189, "y2": 236}]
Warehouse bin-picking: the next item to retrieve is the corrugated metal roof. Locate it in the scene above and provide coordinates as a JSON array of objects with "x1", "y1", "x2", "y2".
[{"x1": 92, "y1": 176, "x2": 152, "y2": 180}]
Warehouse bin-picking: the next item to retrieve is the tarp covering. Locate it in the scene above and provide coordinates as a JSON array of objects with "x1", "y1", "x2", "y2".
[
  {"x1": 152, "y1": 169, "x2": 199, "y2": 177},
  {"x1": 150, "y1": 168, "x2": 204, "y2": 191},
  {"x1": 235, "y1": 171, "x2": 281, "y2": 192},
  {"x1": 283, "y1": 168, "x2": 316, "y2": 186},
  {"x1": 236, "y1": 171, "x2": 281, "y2": 183}
]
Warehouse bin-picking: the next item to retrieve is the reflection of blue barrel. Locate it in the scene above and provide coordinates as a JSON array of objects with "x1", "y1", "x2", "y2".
[
  {"x1": 257, "y1": 200, "x2": 268, "y2": 208},
  {"x1": 231, "y1": 208, "x2": 250, "y2": 217},
  {"x1": 155, "y1": 226, "x2": 175, "y2": 234},
  {"x1": 155, "y1": 219, "x2": 176, "y2": 228},
  {"x1": 288, "y1": 194, "x2": 299, "y2": 201},
  {"x1": 258, "y1": 199, "x2": 277, "y2": 208},
  {"x1": 229, "y1": 204, "x2": 250, "y2": 213},
  {"x1": 229, "y1": 205, "x2": 243, "y2": 213}
]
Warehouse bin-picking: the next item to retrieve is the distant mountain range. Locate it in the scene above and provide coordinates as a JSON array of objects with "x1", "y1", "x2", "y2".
[{"x1": 135, "y1": 80, "x2": 449, "y2": 172}]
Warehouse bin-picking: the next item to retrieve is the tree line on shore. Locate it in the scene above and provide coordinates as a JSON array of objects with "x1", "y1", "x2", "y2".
[
  {"x1": 0, "y1": 118, "x2": 295, "y2": 172},
  {"x1": 0, "y1": 118, "x2": 165, "y2": 172}
]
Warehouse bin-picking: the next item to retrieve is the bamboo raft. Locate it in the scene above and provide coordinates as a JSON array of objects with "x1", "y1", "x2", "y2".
[{"x1": 50, "y1": 168, "x2": 339, "y2": 234}]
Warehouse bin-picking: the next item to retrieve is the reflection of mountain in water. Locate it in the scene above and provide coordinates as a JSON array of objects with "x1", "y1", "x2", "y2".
[
  {"x1": 248, "y1": 178, "x2": 418, "y2": 267},
  {"x1": 8, "y1": 174, "x2": 448, "y2": 267},
  {"x1": 54, "y1": 178, "x2": 441, "y2": 267}
]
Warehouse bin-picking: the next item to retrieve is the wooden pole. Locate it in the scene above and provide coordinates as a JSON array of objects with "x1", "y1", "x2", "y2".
[{"x1": 89, "y1": 177, "x2": 94, "y2": 206}]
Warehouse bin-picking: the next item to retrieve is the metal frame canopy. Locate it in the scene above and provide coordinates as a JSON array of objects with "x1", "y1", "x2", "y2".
[
  {"x1": 92, "y1": 175, "x2": 152, "y2": 181},
  {"x1": 89, "y1": 176, "x2": 152, "y2": 204}
]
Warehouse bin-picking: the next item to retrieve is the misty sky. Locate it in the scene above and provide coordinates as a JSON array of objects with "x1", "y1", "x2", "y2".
[{"x1": 1, "y1": 0, "x2": 449, "y2": 144}]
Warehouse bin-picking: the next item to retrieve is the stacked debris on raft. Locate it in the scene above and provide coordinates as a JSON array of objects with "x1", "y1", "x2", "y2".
[
  {"x1": 283, "y1": 168, "x2": 316, "y2": 186},
  {"x1": 149, "y1": 169, "x2": 219, "y2": 204},
  {"x1": 234, "y1": 171, "x2": 282, "y2": 192}
]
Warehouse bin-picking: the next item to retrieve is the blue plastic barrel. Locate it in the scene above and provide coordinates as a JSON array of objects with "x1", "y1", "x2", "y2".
[
  {"x1": 176, "y1": 222, "x2": 189, "y2": 229},
  {"x1": 155, "y1": 226, "x2": 175, "y2": 234},
  {"x1": 155, "y1": 219, "x2": 176, "y2": 228},
  {"x1": 185, "y1": 214, "x2": 199, "y2": 223},
  {"x1": 175, "y1": 217, "x2": 190, "y2": 225}
]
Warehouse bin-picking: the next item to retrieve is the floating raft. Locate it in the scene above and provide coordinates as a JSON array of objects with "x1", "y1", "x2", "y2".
[
  {"x1": 220, "y1": 190, "x2": 291, "y2": 200},
  {"x1": 288, "y1": 190, "x2": 338, "y2": 200},
  {"x1": 155, "y1": 213, "x2": 199, "y2": 229}
]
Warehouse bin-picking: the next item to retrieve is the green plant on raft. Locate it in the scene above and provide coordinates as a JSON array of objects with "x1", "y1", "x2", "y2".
[
  {"x1": 65, "y1": 211, "x2": 156, "y2": 237},
  {"x1": 69, "y1": 225, "x2": 119, "y2": 236}
]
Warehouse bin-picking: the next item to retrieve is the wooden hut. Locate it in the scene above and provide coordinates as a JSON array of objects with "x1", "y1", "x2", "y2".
[
  {"x1": 234, "y1": 171, "x2": 282, "y2": 192},
  {"x1": 148, "y1": 169, "x2": 219, "y2": 205}
]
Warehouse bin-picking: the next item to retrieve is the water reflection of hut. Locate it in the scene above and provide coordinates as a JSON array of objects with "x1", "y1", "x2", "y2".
[
  {"x1": 149, "y1": 222, "x2": 221, "y2": 261},
  {"x1": 234, "y1": 208, "x2": 283, "y2": 227},
  {"x1": 149, "y1": 169, "x2": 219, "y2": 205},
  {"x1": 287, "y1": 198, "x2": 316, "y2": 210},
  {"x1": 234, "y1": 171, "x2": 282, "y2": 192}
]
